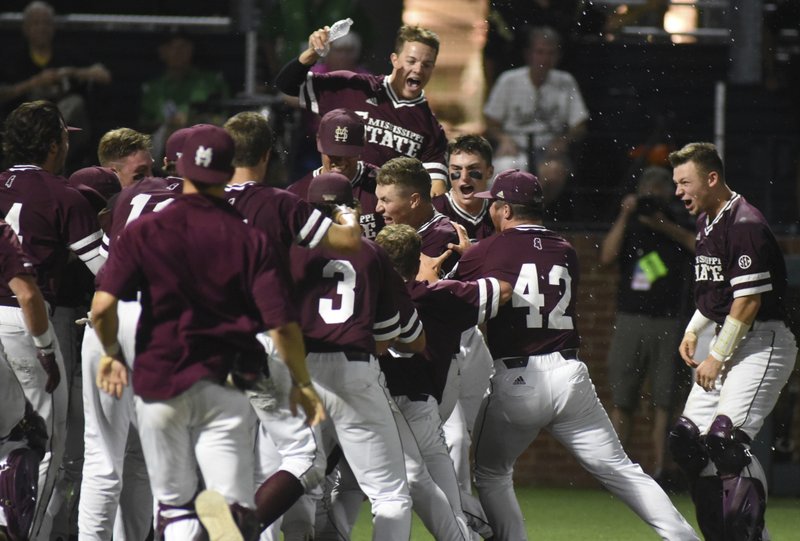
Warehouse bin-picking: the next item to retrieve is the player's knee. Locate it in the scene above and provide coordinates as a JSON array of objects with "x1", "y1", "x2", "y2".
[
  {"x1": 705, "y1": 415, "x2": 752, "y2": 477},
  {"x1": 668, "y1": 416, "x2": 708, "y2": 478}
]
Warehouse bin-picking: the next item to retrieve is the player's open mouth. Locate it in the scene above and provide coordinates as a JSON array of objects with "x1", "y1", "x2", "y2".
[
  {"x1": 459, "y1": 184, "x2": 474, "y2": 196},
  {"x1": 406, "y1": 77, "x2": 421, "y2": 91}
]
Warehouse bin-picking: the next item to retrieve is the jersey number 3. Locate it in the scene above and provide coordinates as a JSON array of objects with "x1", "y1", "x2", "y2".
[
  {"x1": 319, "y1": 260, "x2": 356, "y2": 324},
  {"x1": 513, "y1": 263, "x2": 574, "y2": 329}
]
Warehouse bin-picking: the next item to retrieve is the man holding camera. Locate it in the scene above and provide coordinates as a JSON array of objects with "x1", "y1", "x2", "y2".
[{"x1": 599, "y1": 166, "x2": 696, "y2": 480}]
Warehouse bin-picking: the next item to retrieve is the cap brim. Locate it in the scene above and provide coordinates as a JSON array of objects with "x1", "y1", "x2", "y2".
[{"x1": 473, "y1": 189, "x2": 495, "y2": 200}]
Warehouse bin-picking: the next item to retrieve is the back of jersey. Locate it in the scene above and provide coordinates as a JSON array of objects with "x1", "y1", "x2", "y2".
[
  {"x1": 104, "y1": 177, "x2": 179, "y2": 252},
  {"x1": 0, "y1": 165, "x2": 102, "y2": 303},
  {"x1": 289, "y1": 239, "x2": 411, "y2": 354}
]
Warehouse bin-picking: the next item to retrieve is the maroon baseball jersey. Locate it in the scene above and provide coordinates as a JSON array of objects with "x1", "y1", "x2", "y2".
[
  {"x1": 419, "y1": 211, "x2": 461, "y2": 276},
  {"x1": 455, "y1": 224, "x2": 580, "y2": 358},
  {"x1": 432, "y1": 192, "x2": 495, "y2": 241},
  {"x1": 98, "y1": 194, "x2": 295, "y2": 401},
  {"x1": 693, "y1": 193, "x2": 788, "y2": 324},
  {"x1": 289, "y1": 238, "x2": 422, "y2": 354},
  {"x1": 0, "y1": 165, "x2": 103, "y2": 304},
  {"x1": 380, "y1": 277, "x2": 501, "y2": 401},
  {"x1": 0, "y1": 220, "x2": 34, "y2": 285},
  {"x1": 225, "y1": 182, "x2": 333, "y2": 250},
  {"x1": 288, "y1": 162, "x2": 385, "y2": 239},
  {"x1": 101, "y1": 176, "x2": 181, "y2": 257},
  {"x1": 299, "y1": 71, "x2": 448, "y2": 184}
]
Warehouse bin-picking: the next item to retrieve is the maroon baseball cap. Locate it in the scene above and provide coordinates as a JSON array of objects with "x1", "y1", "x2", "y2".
[
  {"x1": 307, "y1": 172, "x2": 354, "y2": 205},
  {"x1": 177, "y1": 125, "x2": 235, "y2": 185},
  {"x1": 68, "y1": 166, "x2": 121, "y2": 200},
  {"x1": 164, "y1": 127, "x2": 195, "y2": 162},
  {"x1": 474, "y1": 169, "x2": 544, "y2": 206},
  {"x1": 316, "y1": 108, "x2": 364, "y2": 157}
]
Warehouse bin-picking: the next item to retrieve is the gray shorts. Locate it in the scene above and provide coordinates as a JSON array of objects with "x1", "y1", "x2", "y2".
[{"x1": 607, "y1": 312, "x2": 682, "y2": 410}]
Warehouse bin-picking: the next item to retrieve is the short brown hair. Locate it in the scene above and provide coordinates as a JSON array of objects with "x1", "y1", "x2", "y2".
[
  {"x1": 2, "y1": 100, "x2": 65, "y2": 166},
  {"x1": 447, "y1": 134, "x2": 493, "y2": 166},
  {"x1": 668, "y1": 142, "x2": 725, "y2": 180},
  {"x1": 97, "y1": 128, "x2": 151, "y2": 166},
  {"x1": 375, "y1": 224, "x2": 421, "y2": 281},
  {"x1": 223, "y1": 112, "x2": 274, "y2": 168},
  {"x1": 376, "y1": 156, "x2": 431, "y2": 202},
  {"x1": 395, "y1": 25, "x2": 440, "y2": 56}
]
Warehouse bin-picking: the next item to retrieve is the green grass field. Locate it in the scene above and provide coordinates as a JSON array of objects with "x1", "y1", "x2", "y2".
[{"x1": 348, "y1": 486, "x2": 800, "y2": 540}]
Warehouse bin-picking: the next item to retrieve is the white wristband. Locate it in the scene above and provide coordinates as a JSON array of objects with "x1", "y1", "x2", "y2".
[
  {"x1": 32, "y1": 326, "x2": 55, "y2": 349},
  {"x1": 685, "y1": 309, "x2": 714, "y2": 336},
  {"x1": 103, "y1": 342, "x2": 121, "y2": 357},
  {"x1": 709, "y1": 316, "x2": 749, "y2": 363}
]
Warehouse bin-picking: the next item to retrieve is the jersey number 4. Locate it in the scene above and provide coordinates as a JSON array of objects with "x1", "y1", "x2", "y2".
[{"x1": 513, "y1": 263, "x2": 574, "y2": 329}]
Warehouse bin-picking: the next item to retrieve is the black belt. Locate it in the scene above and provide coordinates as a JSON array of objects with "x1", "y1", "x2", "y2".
[
  {"x1": 406, "y1": 393, "x2": 430, "y2": 402},
  {"x1": 343, "y1": 351, "x2": 371, "y2": 362},
  {"x1": 501, "y1": 348, "x2": 579, "y2": 369}
]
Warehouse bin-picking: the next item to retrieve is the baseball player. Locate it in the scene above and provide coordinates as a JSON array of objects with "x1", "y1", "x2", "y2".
[
  {"x1": 454, "y1": 169, "x2": 699, "y2": 541},
  {"x1": 667, "y1": 142, "x2": 798, "y2": 541},
  {"x1": 376, "y1": 223, "x2": 506, "y2": 540},
  {"x1": 0, "y1": 219, "x2": 51, "y2": 541},
  {"x1": 434, "y1": 134, "x2": 497, "y2": 498},
  {"x1": 223, "y1": 111, "x2": 373, "y2": 538},
  {"x1": 276, "y1": 24, "x2": 449, "y2": 195},
  {"x1": 288, "y1": 108, "x2": 385, "y2": 239},
  {"x1": 0, "y1": 100, "x2": 104, "y2": 540},
  {"x1": 78, "y1": 174, "x2": 179, "y2": 541},
  {"x1": 287, "y1": 172, "x2": 425, "y2": 541},
  {"x1": 97, "y1": 128, "x2": 154, "y2": 188},
  {"x1": 92, "y1": 125, "x2": 324, "y2": 541}
]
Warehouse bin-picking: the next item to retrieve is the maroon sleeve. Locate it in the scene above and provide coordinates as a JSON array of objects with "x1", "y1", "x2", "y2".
[
  {"x1": 0, "y1": 221, "x2": 34, "y2": 284},
  {"x1": 96, "y1": 224, "x2": 144, "y2": 301},
  {"x1": 375, "y1": 246, "x2": 423, "y2": 344},
  {"x1": 60, "y1": 186, "x2": 103, "y2": 268}
]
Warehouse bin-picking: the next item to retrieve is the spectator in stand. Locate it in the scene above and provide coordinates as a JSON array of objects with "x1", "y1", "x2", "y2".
[
  {"x1": 139, "y1": 32, "x2": 229, "y2": 158},
  {"x1": 0, "y1": 1, "x2": 112, "y2": 169},
  {"x1": 599, "y1": 166, "x2": 695, "y2": 480},
  {"x1": 484, "y1": 25, "x2": 588, "y2": 215}
]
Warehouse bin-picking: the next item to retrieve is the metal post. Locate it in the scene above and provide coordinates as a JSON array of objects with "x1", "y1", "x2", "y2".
[{"x1": 714, "y1": 81, "x2": 726, "y2": 160}]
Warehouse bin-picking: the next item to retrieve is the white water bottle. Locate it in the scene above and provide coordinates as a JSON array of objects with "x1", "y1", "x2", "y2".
[{"x1": 316, "y1": 18, "x2": 354, "y2": 58}]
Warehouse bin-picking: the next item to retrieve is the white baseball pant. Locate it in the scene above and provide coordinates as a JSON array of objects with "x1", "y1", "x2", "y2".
[{"x1": 473, "y1": 352, "x2": 700, "y2": 541}]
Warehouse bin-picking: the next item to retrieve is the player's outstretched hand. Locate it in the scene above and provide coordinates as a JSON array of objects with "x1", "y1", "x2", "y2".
[
  {"x1": 290, "y1": 384, "x2": 327, "y2": 427},
  {"x1": 678, "y1": 332, "x2": 698, "y2": 367},
  {"x1": 695, "y1": 357, "x2": 724, "y2": 392},
  {"x1": 446, "y1": 223, "x2": 471, "y2": 256},
  {"x1": 96, "y1": 355, "x2": 128, "y2": 399},
  {"x1": 36, "y1": 347, "x2": 61, "y2": 393}
]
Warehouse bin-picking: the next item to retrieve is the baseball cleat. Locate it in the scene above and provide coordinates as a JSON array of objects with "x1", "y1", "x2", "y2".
[{"x1": 195, "y1": 490, "x2": 244, "y2": 541}]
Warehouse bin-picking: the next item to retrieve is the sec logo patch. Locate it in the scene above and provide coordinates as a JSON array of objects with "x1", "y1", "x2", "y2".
[{"x1": 738, "y1": 255, "x2": 752, "y2": 269}]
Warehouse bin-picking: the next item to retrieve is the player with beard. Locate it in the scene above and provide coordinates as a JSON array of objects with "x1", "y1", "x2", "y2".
[
  {"x1": 288, "y1": 108, "x2": 384, "y2": 239},
  {"x1": 276, "y1": 24, "x2": 449, "y2": 196},
  {"x1": 668, "y1": 142, "x2": 797, "y2": 541},
  {"x1": 0, "y1": 100, "x2": 104, "y2": 540},
  {"x1": 454, "y1": 169, "x2": 699, "y2": 541},
  {"x1": 433, "y1": 134, "x2": 496, "y2": 242}
]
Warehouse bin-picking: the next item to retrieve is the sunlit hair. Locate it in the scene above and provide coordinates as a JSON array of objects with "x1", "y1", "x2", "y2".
[
  {"x1": 668, "y1": 142, "x2": 725, "y2": 180},
  {"x1": 376, "y1": 156, "x2": 432, "y2": 202},
  {"x1": 395, "y1": 24, "x2": 440, "y2": 56},
  {"x1": 447, "y1": 134, "x2": 493, "y2": 167},
  {"x1": 224, "y1": 111, "x2": 274, "y2": 168},
  {"x1": 375, "y1": 224, "x2": 421, "y2": 281},
  {"x1": 2, "y1": 100, "x2": 64, "y2": 166},
  {"x1": 97, "y1": 128, "x2": 151, "y2": 166}
]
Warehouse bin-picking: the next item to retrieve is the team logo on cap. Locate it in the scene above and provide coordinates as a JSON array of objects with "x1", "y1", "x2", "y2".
[
  {"x1": 322, "y1": 194, "x2": 337, "y2": 202},
  {"x1": 496, "y1": 190, "x2": 504, "y2": 198},
  {"x1": 334, "y1": 126, "x2": 349, "y2": 142},
  {"x1": 195, "y1": 146, "x2": 213, "y2": 168}
]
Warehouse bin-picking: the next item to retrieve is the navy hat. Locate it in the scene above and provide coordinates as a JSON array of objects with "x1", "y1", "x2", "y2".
[
  {"x1": 307, "y1": 172, "x2": 354, "y2": 205},
  {"x1": 317, "y1": 108, "x2": 364, "y2": 157},
  {"x1": 474, "y1": 169, "x2": 543, "y2": 206},
  {"x1": 177, "y1": 125, "x2": 235, "y2": 185},
  {"x1": 68, "y1": 166, "x2": 121, "y2": 201}
]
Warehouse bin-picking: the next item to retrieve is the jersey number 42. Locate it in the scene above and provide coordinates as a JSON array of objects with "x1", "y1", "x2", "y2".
[{"x1": 513, "y1": 263, "x2": 574, "y2": 330}]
